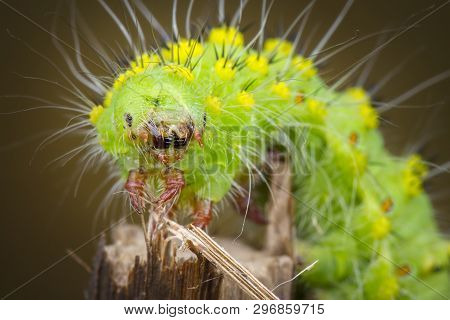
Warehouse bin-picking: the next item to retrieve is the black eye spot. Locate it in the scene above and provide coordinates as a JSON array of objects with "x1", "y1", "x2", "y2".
[
  {"x1": 163, "y1": 136, "x2": 172, "y2": 149},
  {"x1": 174, "y1": 138, "x2": 187, "y2": 149},
  {"x1": 124, "y1": 113, "x2": 133, "y2": 127},
  {"x1": 173, "y1": 132, "x2": 187, "y2": 149}
]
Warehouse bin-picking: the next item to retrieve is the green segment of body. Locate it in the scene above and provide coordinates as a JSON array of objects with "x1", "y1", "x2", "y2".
[{"x1": 92, "y1": 31, "x2": 449, "y2": 299}]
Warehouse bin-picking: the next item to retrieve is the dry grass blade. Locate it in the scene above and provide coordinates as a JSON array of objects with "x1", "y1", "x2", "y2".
[{"x1": 164, "y1": 218, "x2": 279, "y2": 300}]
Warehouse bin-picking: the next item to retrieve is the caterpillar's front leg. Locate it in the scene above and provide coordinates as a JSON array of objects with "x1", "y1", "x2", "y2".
[
  {"x1": 192, "y1": 199, "x2": 213, "y2": 229},
  {"x1": 157, "y1": 168, "x2": 185, "y2": 205},
  {"x1": 124, "y1": 167, "x2": 149, "y2": 214}
]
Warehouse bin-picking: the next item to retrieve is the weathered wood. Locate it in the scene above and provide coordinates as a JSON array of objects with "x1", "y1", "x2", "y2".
[
  {"x1": 87, "y1": 160, "x2": 295, "y2": 300},
  {"x1": 265, "y1": 158, "x2": 294, "y2": 257},
  {"x1": 87, "y1": 224, "x2": 223, "y2": 299}
]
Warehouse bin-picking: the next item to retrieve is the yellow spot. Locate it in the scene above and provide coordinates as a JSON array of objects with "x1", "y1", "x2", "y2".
[
  {"x1": 292, "y1": 55, "x2": 317, "y2": 79},
  {"x1": 112, "y1": 70, "x2": 135, "y2": 91},
  {"x1": 209, "y1": 26, "x2": 244, "y2": 47},
  {"x1": 408, "y1": 155, "x2": 428, "y2": 177},
  {"x1": 89, "y1": 105, "x2": 104, "y2": 125},
  {"x1": 403, "y1": 173, "x2": 423, "y2": 196},
  {"x1": 162, "y1": 39, "x2": 203, "y2": 64},
  {"x1": 402, "y1": 155, "x2": 428, "y2": 196},
  {"x1": 103, "y1": 90, "x2": 113, "y2": 108},
  {"x1": 113, "y1": 73, "x2": 128, "y2": 90},
  {"x1": 237, "y1": 91, "x2": 255, "y2": 109},
  {"x1": 306, "y1": 98, "x2": 327, "y2": 119},
  {"x1": 214, "y1": 58, "x2": 236, "y2": 80},
  {"x1": 264, "y1": 38, "x2": 293, "y2": 55},
  {"x1": 246, "y1": 53, "x2": 268, "y2": 75},
  {"x1": 360, "y1": 103, "x2": 379, "y2": 129},
  {"x1": 205, "y1": 96, "x2": 222, "y2": 114},
  {"x1": 162, "y1": 65, "x2": 194, "y2": 81},
  {"x1": 347, "y1": 87, "x2": 369, "y2": 103},
  {"x1": 372, "y1": 216, "x2": 391, "y2": 239},
  {"x1": 124, "y1": 69, "x2": 136, "y2": 78},
  {"x1": 271, "y1": 81, "x2": 291, "y2": 99}
]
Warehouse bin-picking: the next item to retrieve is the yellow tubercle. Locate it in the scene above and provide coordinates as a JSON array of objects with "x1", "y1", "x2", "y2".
[
  {"x1": 113, "y1": 73, "x2": 128, "y2": 90},
  {"x1": 103, "y1": 90, "x2": 113, "y2": 108},
  {"x1": 162, "y1": 39, "x2": 203, "y2": 64},
  {"x1": 306, "y1": 98, "x2": 327, "y2": 119},
  {"x1": 237, "y1": 91, "x2": 255, "y2": 109},
  {"x1": 205, "y1": 96, "x2": 222, "y2": 114},
  {"x1": 271, "y1": 81, "x2": 291, "y2": 99},
  {"x1": 89, "y1": 105, "x2": 104, "y2": 125},
  {"x1": 402, "y1": 155, "x2": 428, "y2": 196},
  {"x1": 162, "y1": 65, "x2": 194, "y2": 81},
  {"x1": 292, "y1": 55, "x2": 317, "y2": 79},
  {"x1": 214, "y1": 58, "x2": 236, "y2": 80},
  {"x1": 360, "y1": 103, "x2": 379, "y2": 129},
  {"x1": 264, "y1": 38, "x2": 293, "y2": 56},
  {"x1": 130, "y1": 53, "x2": 160, "y2": 70},
  {"x1": 209, "y1": 26, "x2": 244, "y2": 47},
  {"x1": 246, "y1": 53, "x2": 269, "y2": 75},
  {"x1": 372, "y1": 216, "x2": 391, "y2": 240},
  {"x1": 347, "y1": 87, "x2": 369, "y2": 103},
  {"x1": 407, "y1": 155, "x2": 428, "y2": 177},
  {"x1": 403, "y1": 173, "x2": 423, "y2": 196}
]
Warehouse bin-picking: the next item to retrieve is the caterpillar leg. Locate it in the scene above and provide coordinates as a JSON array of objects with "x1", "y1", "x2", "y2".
[
  {"x1": 157, "y1": 168, "x2": 185, "y2": 205},
  {"x1": 124, "y1": 167, "x2": 149, "y2": 214},
  {"x1": 192, "y1": 199, "x2": 212, "y2": 229}
]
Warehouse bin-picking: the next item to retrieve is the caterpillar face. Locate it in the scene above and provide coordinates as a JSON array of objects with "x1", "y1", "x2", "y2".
[
  {"x1": 93, "y1": 71, "x2": 203, "y2": 165},
  {"x1": 130, "y1": 110, "x2": 195, "y2": 164}
]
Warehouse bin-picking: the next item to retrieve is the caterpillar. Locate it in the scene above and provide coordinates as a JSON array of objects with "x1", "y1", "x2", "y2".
[{"x1": 2, "y1": 0, "x2": 449, "y2": 300}]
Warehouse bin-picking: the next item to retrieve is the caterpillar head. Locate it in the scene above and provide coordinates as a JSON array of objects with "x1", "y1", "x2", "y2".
[{"x1": 91, "y1": 70, "x2": 204, "y2": 165}]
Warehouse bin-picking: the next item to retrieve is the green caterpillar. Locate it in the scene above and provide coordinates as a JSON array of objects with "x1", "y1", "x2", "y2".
[{"x1": 74, "y1": 1, "x2": 448, "y2": 299}]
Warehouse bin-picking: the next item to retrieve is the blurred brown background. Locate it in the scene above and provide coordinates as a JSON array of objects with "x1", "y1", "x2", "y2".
[{"x1": 0, "y1": 0, "x2": 449, "y2": 299}]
